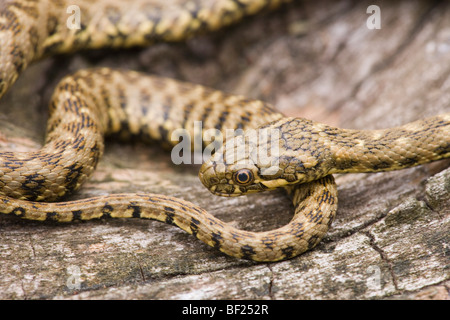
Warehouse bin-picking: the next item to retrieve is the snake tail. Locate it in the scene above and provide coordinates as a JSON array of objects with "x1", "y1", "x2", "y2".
[{"x1": 0, "y1": 175, "x2": 336, "y2": 262}]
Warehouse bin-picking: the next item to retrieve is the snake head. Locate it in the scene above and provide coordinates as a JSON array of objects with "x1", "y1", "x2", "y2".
[{"x1": 199, "y1": 120, "x2": 296, "y2": 197}]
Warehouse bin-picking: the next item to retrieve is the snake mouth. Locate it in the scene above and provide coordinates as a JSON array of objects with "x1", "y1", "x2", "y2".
[{"x1": 208, "y1": 185, "x2": 242, "y2": 197}]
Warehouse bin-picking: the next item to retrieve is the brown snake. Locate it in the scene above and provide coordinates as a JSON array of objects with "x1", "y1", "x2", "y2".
[{"x1": 0, "y1": 0, "x2": 449, "y2": 262}]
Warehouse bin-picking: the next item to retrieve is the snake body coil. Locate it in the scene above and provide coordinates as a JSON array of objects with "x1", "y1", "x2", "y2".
[{"x1": 0, "y1": 0, "x2": 449, "y2": 262}]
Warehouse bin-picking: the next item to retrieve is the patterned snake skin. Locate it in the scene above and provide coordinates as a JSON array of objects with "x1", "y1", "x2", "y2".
[{"x1": 0, "y1": 0, "x2": 449, "y2": 262}]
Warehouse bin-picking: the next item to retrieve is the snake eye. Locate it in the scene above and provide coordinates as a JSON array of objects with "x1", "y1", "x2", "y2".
[{"x1": 233, "y1": 169, "x2": 254, "y2": 186}]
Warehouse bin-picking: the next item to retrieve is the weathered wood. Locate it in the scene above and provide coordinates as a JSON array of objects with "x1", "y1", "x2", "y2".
[{"x1": 0, "y1": 0, "x2": 449, "y2": 300}]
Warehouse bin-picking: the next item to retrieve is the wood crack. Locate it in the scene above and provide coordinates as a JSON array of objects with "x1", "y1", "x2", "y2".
[
  {"x1": 364, "y1": 231, "x2": 399, "y2": 292},
  {"x1": 266, "y1": 264, "x2": 275, "y2": 300}
]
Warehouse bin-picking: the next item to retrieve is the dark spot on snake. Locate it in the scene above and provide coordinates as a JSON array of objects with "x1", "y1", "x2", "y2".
[
  {"x1": 261, "y1": 237, "x2": 275, "y2": 250},
  {"x1": 82, "y1": 112, "x2": 96, "y2": 128},
  {"x1": 53, "y1": 135, "x2": 69, "y2": 149},
  {"x1": 46, "y1": 211, "x2": 58, "y2": 221},
  {"x1": 21, "y1": 173, "x2": 46, "y2": 201},
  {"x1": 164, "y1": 207, "x2": 175, "y2": 225},
  {"x1": 371, "y1": 161, "x2": 392, "y2": 171},
  {"x1": 63, "y1": 96, "x2": 83, "y2": 114},
  {"x1": 322, "y1": 128, "x2": 339, "y2": 137},
  {"x1": 10, "y1": 45, "x2": 25, "y2": 75},
  {"x1": 101, "y1": 204, "x2": 113, "y2": 217},
  {"x1": 165, "y1": 212, "x2": 175, "y2": 225},
  {"x1": 292, "y1": 222, "x2": 305, "y2": 238},
  {"x1": 162, "y1": 106, "x2": 170, "y2": 122},
  {"x1": 306, "y1": 208, "x2": 322, "y2": 224},
  {"x1": 180, "y1": 104, "x2": 194, "y2": 129},
  {"x1": 434, "y1": 142, "x2": 450, "y2": 156},
  {"x1": 240, "y1": 245, "x2": 256, "y2": 260},
  {"x1": 64, "y1": 162, "x2": 85, "y2": 192},
  {"x1": 218, "y1": 111, "x2": 229, "y2": 125},
  {"x1": 198, "y1": 104, "x2": 212, "y2": 127},
  {"x1": 398, "y1": 156, "x2": 420, "y2": 167},
  {"x1": 140, "y1": 106, "x2": 148, "y2": 116},
  {"x1": 190, "y1": 217, "x2": 200, "y2": 225},
  {"x1": 164, "y1": 206, "x2": 175, "y2": 213},
  {"x1": 2, "y1": 159, "x2": 21, "y2": 169},
  {"x1": 119, "y1": 92, "x2": 127, "y2": 110},
  {"x1": 319, "y1": 190, "x2": 330, "y2": 204},
  {"x1": 72, "y1": 135, "x2": 85, "y2": 150},
  {"x1": 71, "y1": 210, "x2": 82, "y2": 220},
  {"x1": 432, "y1": 119, "x2": 449, "y2": 128},
  {"x1": 281, "y1": 246, "x2": 295, "y2": 259},
  {"x1": 128, "y1": 205, "x2": 141, "y2": 218},
  {"x1": 12, "y1": 207, "x2": 25, "y2": 217},
  {"x1": 190, "y1": 218, "x2": 200, "y2": 236},
  {"x1": 211, "y1": 231, "x2": 223, "y2": 248},
  {"x1": 214, "y1": 121, "x2": 223, "y2": 132}
]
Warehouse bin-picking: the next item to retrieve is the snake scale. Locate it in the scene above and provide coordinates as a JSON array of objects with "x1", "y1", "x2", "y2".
[{"x1": 1, "y1": 0, "x2": 449, "y2": 262}]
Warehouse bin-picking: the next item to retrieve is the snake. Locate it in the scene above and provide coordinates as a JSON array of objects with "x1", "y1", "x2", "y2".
[{"x1": 0, "y1": 0, "x2": 449, "y2": 262}]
